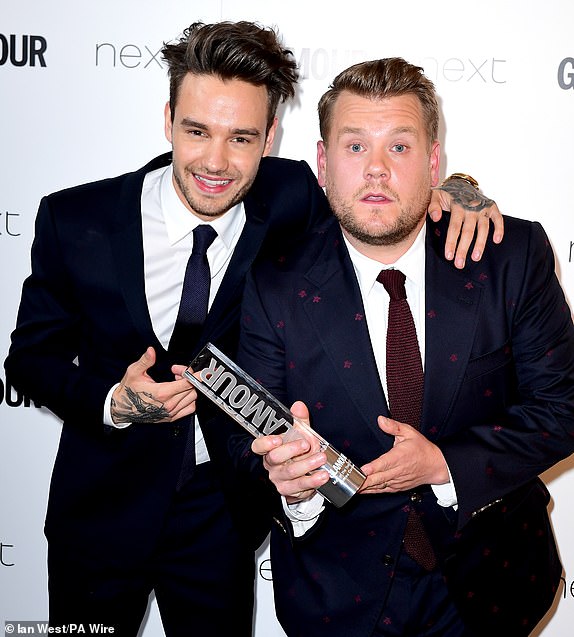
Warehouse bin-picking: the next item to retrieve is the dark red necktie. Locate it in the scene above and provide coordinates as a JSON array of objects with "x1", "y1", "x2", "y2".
[{"x1": 377, "y1": 269, "x2": 437, "y2": 571}]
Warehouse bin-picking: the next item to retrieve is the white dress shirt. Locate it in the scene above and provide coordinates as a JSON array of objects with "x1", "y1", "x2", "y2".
[
  {"x1": 104, "y1": 164, "x2": 246, "y2": 465},
  {"x1": 286, "y1": 223, "x2": 456, "y2": 536}
]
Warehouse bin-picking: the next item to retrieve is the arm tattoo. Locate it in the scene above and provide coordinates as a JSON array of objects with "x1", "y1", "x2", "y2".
[
  {"x1": 437, "y1": 180, "x2": 495, "y2": 213},
  {"x1": 111, "y1": 385, "x2": 170, "y2": 424}
]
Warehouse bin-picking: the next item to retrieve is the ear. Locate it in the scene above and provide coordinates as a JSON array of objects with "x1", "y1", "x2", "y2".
[
  {"x1": 429, "y1": 140, "x2": 440, "y2": 187},
  {"x1": 262, "y1": 117, "x2": 279, "y2": 156},
  {"x1": 164, "y1": 101, "x2": 173, "y2": 144},
  {"x1": 317, "y1": 140, "x2": 327, "y2": 188}
]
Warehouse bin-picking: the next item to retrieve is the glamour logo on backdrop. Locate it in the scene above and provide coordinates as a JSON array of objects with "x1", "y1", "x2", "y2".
[
  {"x1": 294, "y1": 48, "x2": 507, "y2": 85},
  {"x1": 0, "y1": 375, "x2": 42, "y2": 409},
  {"x1": 296, "y1": 48, "x2": 367, "y2": 80},
  {"x1": 558, "y1": 58, "x2": 574, "y2": 89},
  {"x1": 0, "y1": 34, "x2": 47, "y2": 67}
]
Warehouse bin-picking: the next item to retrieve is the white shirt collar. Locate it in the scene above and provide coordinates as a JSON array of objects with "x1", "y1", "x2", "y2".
[{"x1": 344, "y1": 223, "x2": 427, "y2": 297}]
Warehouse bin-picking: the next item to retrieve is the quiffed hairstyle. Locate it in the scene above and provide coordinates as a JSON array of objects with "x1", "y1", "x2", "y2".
[
  {"x1": 162, "y1": 21, "x2": 299, "y2": 131},
  {"x1": 318, "y1": 57, "x2": 439, "y2": 148}
]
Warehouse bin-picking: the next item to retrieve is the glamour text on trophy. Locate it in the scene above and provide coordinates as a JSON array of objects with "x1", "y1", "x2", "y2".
[{"x1": 183, "y1": 343, "x2": 366, "y2": 507}]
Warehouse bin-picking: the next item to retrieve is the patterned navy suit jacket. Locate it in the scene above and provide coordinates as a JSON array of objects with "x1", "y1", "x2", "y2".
[{"x1": 237, "y1": 213, "x2": 574, "y2": 637}]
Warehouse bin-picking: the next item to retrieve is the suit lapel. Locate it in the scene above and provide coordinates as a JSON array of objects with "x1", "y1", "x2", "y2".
[
  {"x1": 303, "y1": 223, "x2": 390, "y2": 441},
  {"x1": 109, "y1": 154, "x2": 172, "y2": 352},
  {"x1": 108, "y1": 153, "x2": 271, "y2": 358},
  {"x1": 201, "y1": 193, "x2": 269, "y2": 344},
  {"x1": 301, "y1": 220, "x2": 485, "y2": 443},
  {"x1": 422, "y1": 226, "x2": 484, "y2": 438}
]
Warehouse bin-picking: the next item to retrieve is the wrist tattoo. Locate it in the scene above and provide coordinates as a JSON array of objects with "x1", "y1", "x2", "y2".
[
  {"x1": 437, "y1": 180, "x2": 495, "y2": 213},
  {"x1": 111, "y1": 385, "x2": 170, "y2": 424}
]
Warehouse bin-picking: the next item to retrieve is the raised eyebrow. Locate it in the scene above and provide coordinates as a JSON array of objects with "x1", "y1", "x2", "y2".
[
  {"x1": 337, "y1": 126, "x2": 420, "y2": 139},
  {"x1": 391, "y1": 126, "x2": 419, "y2": 138},
  {"x1": 338, "y1": 127, "x2": 365, "y2": 139}
]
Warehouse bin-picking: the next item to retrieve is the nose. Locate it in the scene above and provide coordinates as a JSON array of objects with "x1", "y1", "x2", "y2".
[
  {"x1": 204, "y1": 140, "x2": 229, "y2": 174},
  {"x1": 364, "y1": 149, "x2": 390, "y2": 181}
]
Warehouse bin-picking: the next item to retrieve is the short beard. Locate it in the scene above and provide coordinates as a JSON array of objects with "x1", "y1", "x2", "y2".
[
  {"x1": 172, "y1": 162, "x2": 255, "y2": 219},
  {"x1": 336, "y1": 205, "x2": 426, "y2": 246},
  {"x1": 328, "y1": 181, "x2": 431, "y2": 247}
]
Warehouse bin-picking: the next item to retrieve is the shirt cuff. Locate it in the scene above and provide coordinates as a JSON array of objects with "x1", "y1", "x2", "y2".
[
  {"x1": 104, "y1": 383, "x2": 131, "y2": 429},
  {"x1": 431, "y1": 464, "x2": 458, "y2": 509},
  {"x1": 282, "y1": 491, "x2": 325, "y2": 538}
]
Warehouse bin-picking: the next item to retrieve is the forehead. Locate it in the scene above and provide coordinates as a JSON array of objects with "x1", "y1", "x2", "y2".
[
  {"x1": 330, "y1": 91, "x2": 426, "y2": 139},
  {"x1": 175, "y1": 73, "x2": 269, "y2": 126}
]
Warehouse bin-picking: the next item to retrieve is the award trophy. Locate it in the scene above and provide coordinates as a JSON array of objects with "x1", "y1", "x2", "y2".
[{"x1": 184, "y1": 343, "x2": 366, "y2": 508}]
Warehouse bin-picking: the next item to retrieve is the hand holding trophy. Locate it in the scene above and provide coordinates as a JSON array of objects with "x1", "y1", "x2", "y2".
[{"x1": 184, "y1": 343, "x2": 366, "y2": 507}]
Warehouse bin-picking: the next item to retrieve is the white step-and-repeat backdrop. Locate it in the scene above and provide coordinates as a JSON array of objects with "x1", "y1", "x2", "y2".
[{"x1": 1, "y1": 1, "x2": 573, "y2": 634}]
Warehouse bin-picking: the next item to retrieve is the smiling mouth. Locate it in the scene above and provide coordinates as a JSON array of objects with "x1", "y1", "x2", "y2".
[{"x1": 194, "y1": 174, "x2": 233, "y2": 187}]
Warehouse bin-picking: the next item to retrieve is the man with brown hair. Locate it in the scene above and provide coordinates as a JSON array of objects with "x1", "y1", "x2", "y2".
[{"x1": 244, "y1": 57, "x2": 574, "y2": 636}]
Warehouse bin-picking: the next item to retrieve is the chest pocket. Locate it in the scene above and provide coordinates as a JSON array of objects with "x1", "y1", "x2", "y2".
[{"x1": 464, "y1": 342, "x2": 513, "y2": 380}]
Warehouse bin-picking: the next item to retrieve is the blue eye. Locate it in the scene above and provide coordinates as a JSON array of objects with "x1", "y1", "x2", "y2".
[
  {"x1": 351, "y1": 143, "x2": 362, "y2": 152},
  {"x1": 393, "y1": 144, "x2": 406, "y2": 152}
]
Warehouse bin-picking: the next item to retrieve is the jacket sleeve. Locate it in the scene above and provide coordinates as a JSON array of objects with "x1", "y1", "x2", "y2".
[
  {"x1": 440, "y1": 221, "x2": 574, "y2": 526},
  {"x1": 235, "y1": 266, "x2": 330, "y2": 542},
  {"x1": 4, "y1": 196, "x2": 112, "y2": 426}
]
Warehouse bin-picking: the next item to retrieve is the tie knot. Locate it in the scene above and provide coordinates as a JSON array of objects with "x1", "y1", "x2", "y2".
[
  {"x1": 377, "y1": 269, "x2": 407, "y2": 300},
  {"x1": 192, "y1": 225, "x2": 217, "y2": 256}
]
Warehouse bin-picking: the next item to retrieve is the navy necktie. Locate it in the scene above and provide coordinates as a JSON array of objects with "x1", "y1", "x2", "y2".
[
  {"x1": 169, "y1": 224, "x2": 218, "y2": 358},
  {"x1": 171, "y1": 224, "x2": 217, "y2": 490},
  {"x1": 377, "y1": 269, "x2": 437, "y2": 571}
]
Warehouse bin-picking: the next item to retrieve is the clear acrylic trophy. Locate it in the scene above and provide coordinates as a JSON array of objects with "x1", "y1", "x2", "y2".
[{"x1": 184, "y1": 343, "x2": 366, "y2": 508}]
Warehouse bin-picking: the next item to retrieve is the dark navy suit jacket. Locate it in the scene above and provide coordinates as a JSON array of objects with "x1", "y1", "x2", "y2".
[
  {"x1": 237, "y1": 214, "x2": 574, "y2": 637},
  {"x1": 5, "y1": 152, "x2": 330, "y2": 569}
]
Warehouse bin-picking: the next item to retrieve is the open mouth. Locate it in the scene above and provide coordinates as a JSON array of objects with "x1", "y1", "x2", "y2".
[{"x1": 194, "y1": 174, "x2": 233, "y2": 188}]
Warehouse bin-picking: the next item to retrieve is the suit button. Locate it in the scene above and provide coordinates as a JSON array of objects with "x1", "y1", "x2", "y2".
[
  {"x1": 172, "y1": 425, "x2": 182, "y2": 438},
  {"x1": 382, "y1": 554, "x2": 394, "y2": 567},
  {"x1": 410, "y1": 491, "x2": 422, "y2": 503}
]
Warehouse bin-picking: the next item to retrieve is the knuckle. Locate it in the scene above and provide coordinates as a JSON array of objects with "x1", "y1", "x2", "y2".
[
  {"x1": 266, "y1": 449, "x2": 282, "y2": 465},
  {"x1": 285, "y1": 463, "x2": 300, "y2": 479}
]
